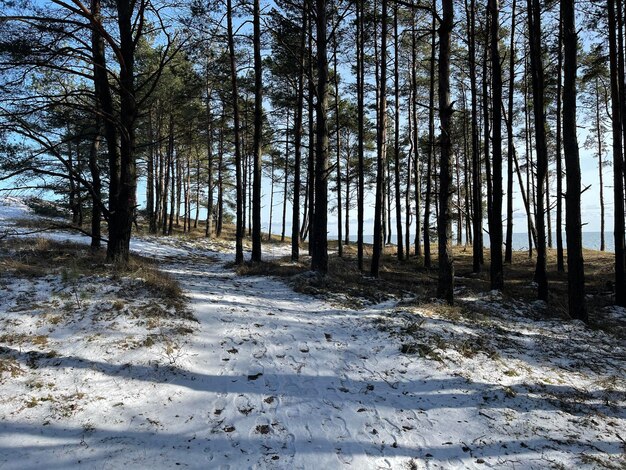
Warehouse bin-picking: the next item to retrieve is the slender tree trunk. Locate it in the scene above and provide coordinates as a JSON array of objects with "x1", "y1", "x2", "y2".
[
  {"x1": 217, "y1": 117, "x2": 224, "y2": 237},
  {"x1": 269, "y1": 152, "x2": 275, "y2": 241},
  {"x1": 292, "y1": 0, "x2": 308, "y2": 262},
  {"x1": 371, "y1": 0, "x2": 388, "y2": 277},
  {"x1": 489, "y1": 0, "x2": 504, "y2": 290},
  {"x1": 555, "y1": 8, "x2": 565, "y2": 271},
  {"x1": 163, "y1": 114, "x2": 173, "y2": 235},
  {"x1": 307, "y1": 17, "x2": 316, "y2": 256},
  {"x1": 455, "y1": 150, "x2": 462, "y2": 246},
  {"x1": 205, "y1": 86, "x2": 213, "y2": 238},
  {"x1": 89, "y1": 122, "x2": 102, "y2": 249},
  {"x1": 147, "y1": 112, "x2": 156, "y2": 234},
  {"x1": 227, "y1": 0, "x2": 244, "y2": 264},
  {"x1": 608, "y1": 0, "x2": 626, "y2": 306},
  {"x1": 168, "y1": 139, "x2": 175, "y2": 236},
  {"x1": 175, "y1": 155, "x2": 181, "y2": 227},
  {"x1": 524, "y1": 57, "x2": 534, "y2": 258},
  {"x1": 311, "y1": 0, "x2": 329, "y2": 273},
  {"x1": 562, "y1": 0, "x2": 587, "y2": 321},
  {"x1": 467, "y1": 0, "x2": 483, "y2": 273},
  {"x1": 423, "y1": 5, "x2": 436, "y2": 270},
  {"x1": 411, "y1": 16, "x2": 422, "y2": 258},
  {"x1": 333, "y1": 24, "x2": 342, "y2": 257},
  {"x1": 482, "y1": 7, "x2": 492, "y2": 236},
  {"x1": 437, "y1": 0, "x2": 455, "y2": 304},
  {"x1": 356, "y1": 0, "x2": 365, "y2": 270},
  {"x1": 252, "y1": 0, "x2": 263, "y2": 261},
  {"x1": 595, "y1": 78, "x2": 606, "y2": 252},
  {"x1": 281, "y1": 111, "x2": 290, "y2": 242},
  {"x1": 527, "y1": 0, "x2": 549, "y2": 301},
  {"x1": 194, "y1": 152, "x2": 200, "y2": 229},
  {"x1": 505, "y1": 0, "x2": 517, "y2": 263},
  {"x1": 345, "y1": 141, "x2": 351, "y2": 245},
  {"x1": 393, "y1": 3, "x2": 403, "y2": 260}
]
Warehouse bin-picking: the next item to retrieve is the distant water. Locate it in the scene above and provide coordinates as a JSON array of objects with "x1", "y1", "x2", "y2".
[{"x1": 332, "y1": 232, "x2": 615, "y2": 253}]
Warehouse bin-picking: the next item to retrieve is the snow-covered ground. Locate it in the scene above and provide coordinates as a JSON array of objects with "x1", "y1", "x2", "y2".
[{"x1": 0, "y1": 198, "x2": 624, "y2": 469}]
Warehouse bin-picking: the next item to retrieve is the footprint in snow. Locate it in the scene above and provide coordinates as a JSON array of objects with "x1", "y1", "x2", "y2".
[
  {"x1": 252, "y1": 344, "x2": 267, "y2": 359},
  {"x1": 321, "y1": 416, "x2": 349, "y2": 440},
  {"x1": 235, "y1": 394, "x2": 255, "y2": 416}
]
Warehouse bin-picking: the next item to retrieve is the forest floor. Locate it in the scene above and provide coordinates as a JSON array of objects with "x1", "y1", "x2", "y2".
[{"x1": 0, "y1": 197, "x2": 624, "y2": 469}]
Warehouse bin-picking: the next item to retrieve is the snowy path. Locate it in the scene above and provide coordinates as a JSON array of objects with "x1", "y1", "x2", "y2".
[
  {"x1": 165, "y1": 258, "x2": 431, "y2": 469},
  {"x1": 0, "y1": 197, "x2": 623, "y2": 469},
  {"x1": 111, "y1": 249, "x2": 622, "y2": 470}
]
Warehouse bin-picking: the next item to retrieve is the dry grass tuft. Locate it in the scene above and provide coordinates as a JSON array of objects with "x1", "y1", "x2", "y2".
[{"x1": 0, "y1": 237, "x2": 190, "y2": 318}]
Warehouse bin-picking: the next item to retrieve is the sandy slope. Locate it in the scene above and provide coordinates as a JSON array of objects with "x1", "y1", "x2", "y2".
[{"x1": 0, "y1": 198, "x2": 624, "y2": 469}]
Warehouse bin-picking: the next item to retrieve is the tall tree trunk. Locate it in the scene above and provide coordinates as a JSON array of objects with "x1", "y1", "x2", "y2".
[
  {"x1": 168, "y1": 138, "x2": 175, "y2": 236},
  {"x1": 356, "y1": 0, "x2": 365, "y2": 270},
  {"x1": 489, "y1": 0, "x2": 504, "y2": 290},
  {"x1": 281, "y1": 111, "x2": 290, "y2": 242},
  {"x1": 147, "y1": 111, "x2": 156, "y2": 234},
  {"x1": 205, "y1": 86, "x2": 213, "y2": 238},
  {"x1": 555, "y1": 8, "x2": 565, "y2": 271},
  {"x1": 307, "y1": 6, "x2": 319, "y2": 256},
  {"x1": 608, "y1": 0, "x2": 626, "y2": 306},
  {"x1": 162, "y1": 115, "x2": 171, "y2": 235},
  {"x1": 437, "y1": 0, "x2": 455, "y2": 304},
  {"x1": 227, "y1": 0, "x2": 244, "y2": 264},
  {"x1": 307, "y1": 17, "x2": 316, "y2": 256},
  {"x1": 467, "y1": 0, "x2": 483, "y2": 273},
  {"x1": 411, "y1": 15, "x2": 422, "y2": 258},
  {"x1": 108, "y1": 1, "x2": 138, "y2": 263},
  {"x1": 332, "y1": 22, "x2": 343, "y2": 257},
  {"x1": 345, "y1": 141, "x2": 351, "y2": 245},
  {"x1": 524, "y1": 56, "x2": 534, "y2": 257},
  {"x1": 562, "y1": 0, "x2": 587, "y2": 322},
  {"x1": 482, "y1": 7, "x2": 492, "y2": 237},
  {"x1": 90, "y1": 0, "x2": 121, "y2": 257},
  {"x1": 393, "y1": 3, "x2": 403, "y2": 260},
  {"x1": 595, "y1": 78, "x2": 606, "y2": 252},
  {"x1": 216, "y1": 117, "x2": 224, "y2": 237},
  {"x1": 371, "y1": 0, "x2": 388, "y2": 277},
  {"x1": 269, "y1": 152, "x2": 275, "y2": 240},
  {"x1": 175, "y1": 155, "x2": 181, "y2": 227},
  {"x1": 252, "y1": 0, "x2": 263, "y2": 262},
  {"x1": 89, "y1": 121, "x2": 102, "y2": 249},
  {"x1": 423, "y1": 5, "x2": 436, "y2": 270},
  {"x1": 527, "y1": 0, "x2": 549, "y2": 301},
  {"x1": 292, "y1": 0, "x2": 308, "y2": 262},
  {"x1": 505, "y1": 0, "x2": 517, "y2": 263},
  {"x1": 311, "y1": 0, "x2": 329, "y2": 273}
]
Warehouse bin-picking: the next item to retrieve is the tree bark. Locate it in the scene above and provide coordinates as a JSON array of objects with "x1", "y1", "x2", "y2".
[
  {"x1": 505, "y1": 0, "x2": 517, "y2": 264},
  {"x1": 466, "y1": 0, "x2": 482, "y2": 273},
  {"x1": 555, "y1": 7, "x2": 565, "y2": 271},
  {"x1": 251, "y1": 0, "x2": 263, "y2": 262},
  {"x1": 227, "y1": 0, "x2": 244, "y2": 264},
  {"x1": 562, "y1": 0, "x2": 587, "y2": 322},
  {"x1": 311, "y1": 0, "x2": 329, "y2": 274},
  {"x1": 424, "y1": 4, "x2": 436, "y2": 270},
  {"x1": 292, "y1": 0, "x2": 308, "y2": 262},
  {"x1": 356, "y1": 0, "x2": 365, "y2": 270},
  {"x1": 393, "y1": 3, "x2": 403, "y2": 260},
  {"x1": 488, "y1": 0, "x2": 503, "y2": 290},
  {"x1": 527, "y1": 0, "x2": 549, "y2": 301},
  {"x1": 437, "y1": 0, "x2": 455, "y2": 304},
  {"x1": 608, "y1": 0, "x2": 626, "y2": 306},
  {"x1": 371, "y1": 0, "x2": 388, "y2": 277}
]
